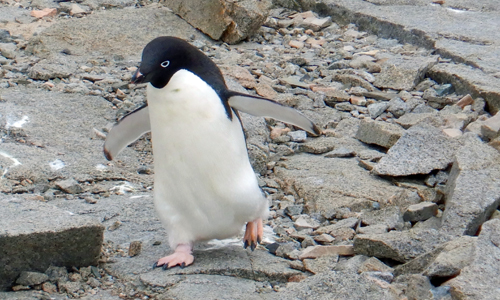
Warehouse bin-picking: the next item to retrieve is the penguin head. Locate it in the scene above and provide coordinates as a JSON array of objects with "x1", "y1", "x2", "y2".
[{"x1": 132, "y1": 36, "x2": 201, "y2": 89}]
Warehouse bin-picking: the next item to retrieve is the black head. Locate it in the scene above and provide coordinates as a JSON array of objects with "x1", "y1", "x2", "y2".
[{"x1": 132, "y1": 36, "x2": 226, "y2": 92}]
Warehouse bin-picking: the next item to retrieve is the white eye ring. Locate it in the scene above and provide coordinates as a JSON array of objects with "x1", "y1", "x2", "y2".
[{"x1": 161, "y1": 60, "x2": 170, "y2": 68}]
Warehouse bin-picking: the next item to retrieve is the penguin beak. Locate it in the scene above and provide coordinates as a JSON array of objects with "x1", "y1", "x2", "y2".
[{"x1": 131, "y1": 69, "x2": 145, "y2": 84}]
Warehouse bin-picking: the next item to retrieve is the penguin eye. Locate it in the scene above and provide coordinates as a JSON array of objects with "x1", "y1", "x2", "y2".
[{"x1": 160, "y1": 60, "x2": 170, "y2": 68}]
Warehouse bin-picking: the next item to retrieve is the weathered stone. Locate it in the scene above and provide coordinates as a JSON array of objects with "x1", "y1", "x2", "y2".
[
  {"x1": 367, "y1": 102, "x2": 389, "y2": 119},
  {"x1": 333, "y1": 74, "x2": 375, "y2": 91},
  {"x1": 302, "y1": 255, "x2": 338, "y2": 274},
  {"x1": 373, "y1": 124, "x2": 460, "y2": 176},
  {"x1": 423, "y1": 236, "x2": 477, "y2": 278},
  {"x1": 444, "y1": 220, "x2": 500, "y2": 299},
  {"x1": 0, "y1": 198, "x2": 103, "y2": 291},
  {"x1": 55, "y1": 178, "x2": 83, "y2": 194},
  {"x1": 355, "y1": 119, "x2": 405, "y2": 148},
  {"x1": 403, "y1": 202, "x2": 438, "y2": 222},
  {"x1": 299, "y1": 245, "x2": 354, "y2": 260},
  {"x1": 357, "y1": 224, "x2": 388, "y2": 235},
  {"x1": 324, "y1": 147, "x2": 355, "y2": 158},
  {"x1": 373, "y1": 55, "x2": 438, "y2": 91},
  {"x1": 284, "y1": 205, "x2": 304, "y2": 217},
  {"x1": 128, "y1": 241, "x2": 142, "y2": 257},
  {"x1": 361, "y1": 91, "x2": 398, "y2": 101},
  {"x1": 353, "y1": 228, "x2": 451, "y2": 263},
  {"x1": 313, "y1": 233, "x2": 335, "y2": 244},
  {"x1": 361, "y1": 206, "x2": 404, "y2": 231},
  {"x1": 315, "y1": 217, "x2": 359, "y2": 235},
  {"x1": 275, "y1": 153, "x2": 404, "y2": 214},
  {"x1": 301, "y1": 16, "x2": 332, "y2": 31},
  {"x1": 220, "y1": 65, "x2": 256, "y2": 89},
  {"x1": 441, "y1": 133, "x2": 500, "y2": 236},
  {"x1": 287, "y1": 130, "x2": 307, "y2": 142},
  {"x1": 394, "y1": 274, "x2": 433, "y2": 300},
  {"x1": 298, "y1": 137, "x2": 336, "y2": 154},
  {"x1": 334, "y1": 118, "x2": 361, "y2": 138},
  {"x1": 387, "y1": 97, "x2": 409, "y2": 118},
  {"x1": 294, "y1": 215, "x2": 320, "y2": 230},
  {"x1": 162, "y1": 0, "x2": 272, "y2": 44},
  {"x1": 357, "y1": 257, "x2": 394, "y2": 274},
  {"x1": 480, "y1": 111, "x2": 500, "y2": 141},
  {"x1": 16, "y1": 271, "x2": 49, "y2": 286},
  {"x1": 28, "y1": 59, "x2": 75, "y2": 80},
  {"x1": 280, "y1": 76, "x2": 311, "y2": 89}
]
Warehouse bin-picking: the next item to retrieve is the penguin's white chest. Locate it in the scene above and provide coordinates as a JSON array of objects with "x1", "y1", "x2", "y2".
[{"x1": 146, "y1": 70, "x2": 267, "y2": 247}]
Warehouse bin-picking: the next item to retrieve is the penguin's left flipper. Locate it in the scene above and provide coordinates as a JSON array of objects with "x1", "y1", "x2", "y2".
[
  {"x1": 227, "y1": 92, "x2": 321, "y2": 136},
  {"x1": 103, "y1": 105, "x2": 151, "y2": 161}
]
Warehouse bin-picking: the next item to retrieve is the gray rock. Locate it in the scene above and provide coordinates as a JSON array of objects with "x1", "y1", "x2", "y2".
[
  {"x1": 0, "y1": 198, "x2": 103, "y2": 291},
  {"x1": 273, "y1": 270, "x2": 400, "y2": 299},
  {"x1": 355, "y1": 119, "x2": 405, "y2": 148},
  {"x1": 394, "y1": 274, "x2": 433, "y2": 300},
  {"x1": 324, "y1": 147, "x2": 355, "y2": 158},
  {"x1": 335, "y1": 102, "x2": 355, "y2": 112},
  {"x1": 361, "y1": 206, "x2": 404, "y2": 231},
  {"x1": 367, "y1": 102, "x2": 389, "y2": 119},
  {"x1": 288, "y1": 130, "x2": 307, "y2": 142},
  {"x1": 56, "y1": 178, "x2": 83, "y2": 194},
  {"x1": 441, "y1": 133, "x2": 500, "y2": 236},
  {"x1": 387, "y1": 97, "x2": 409, "y2": 118},
  {"x1": 403, "y1": 202, "x2": 438, "y2": 222},
  {"x1": 16, "y1": 271, "x2": 49, "y2": 286},
  {"x1": 361, "y1": 91, "x2": 398, "y2": 101},
  {"x1": 444, "y1": 219, "x2": 500, "y2": 299},
  {"x1": 373, "y1": 55, "x2": 438, "y2": 91},
  {"x1": 353, "y1": 228, "x2": 451, "y2": 263},
  {"x1": 274, "y1": 153, "x2": 405, "y2": 215},
  {"x1": 334, "y1": 118, "x2": 361, "y2": 138},
  {"x1": 284, "y1": 205, "x2": 304, "y2": 217},
  {"x1": 28, "y1": 58, "x2": 75, "y2": 80},
  {"x1": 394, "y1": 113, "x2": 437, "y2": 129},
  {"x1": 298, "y1": 137, "x2": 336, "y2": 154},
  {"x1": 163, "y1": 0, "x2": 272, "y2": 44},
  {"x1": 423, "y1": 236, "x2": 477, "y2": 278},
  {"x1": 373, "y1": 124, "x2": 460, "y2": 176}
]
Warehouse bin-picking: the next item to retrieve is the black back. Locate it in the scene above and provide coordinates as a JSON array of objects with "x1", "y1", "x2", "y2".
[{"x1": 138, "y1": 36, "x2": 232, "y2": 119}]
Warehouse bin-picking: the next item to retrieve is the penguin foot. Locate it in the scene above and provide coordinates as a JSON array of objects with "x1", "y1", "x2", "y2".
[
  {"x1": 153, "y1": 243, "x2": 194, "y2": 269},
  {"x1": 243, "y1": 218, "x2": 263, "y2": 251}
]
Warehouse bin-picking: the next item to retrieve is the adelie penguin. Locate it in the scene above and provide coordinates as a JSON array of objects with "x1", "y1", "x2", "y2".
[{"x1": 103, "y1": 36, "x2": 320, "y2": 269}]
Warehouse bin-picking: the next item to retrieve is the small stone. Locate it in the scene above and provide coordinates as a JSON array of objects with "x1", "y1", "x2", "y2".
[
  {"x1": 299, "y1": 137, "x2": 336, "y2": 154},
  {"x1": 69, "y1": 4, "x2": 87, "y2": 16},
  {"x1": 42, "y1": 281, "x2": 57, "y2": 293},
  {"x1": 289, "y1": 40, "x2": 305, "y2": 49},
  {"x1": 355, "y1": 120, "x2": 405, "y2": 149},
  {"x1": 350, "y1": 95, "x2": 367, "y2": 106},
  {"x1": 288, "y1": 130, "x2": 307, "y2": 142},
  {"x1": 303, "y1": 255, "x2": 338, "y2": 274},
  {"x1": 284, "y1": 205, "x2": 304, "y2": 217},
  {"x1": 255, "y1": 82, "x2": 278, "y2": 99},
  {"x1": 367, "y1": 102, "x2": 389, "y2": 119},
  {"x1": 221, "y1": 65, "x2": 256, "y2": 89},
  {"x1": 128, "y1": 241, "x2": 142, "y2": 257},
  {"x1": 456, "y1": 94, "x2": 474, "y2": 109},
  {"x1": 335, "y1": 102, "x2": 355, "y2": 111},
  {"x1": 87, "y1": 277, "x2": 101, "y2": 288},
  {"x1": 294, "y1": 215, "x2": 320, "y2": 230},
  {"x1": 55, "y1": 178, "x2": 83, "y2": 194},
  {"x1": 68, "y1": 272, "x2": 82, "y2": 282},
  {"x1": 403, "y1": 202, "x2": 438, "y2": 222},
  {"x1": 299, "y1": 245, "x2": 354, "y2": 260},
  {"x1": 30, "y1": 8, "x2": 58, "y2": 18},
  {"x1": 442, "y1": 128, "x2": 462, "y2": 137},
  {"x1": 301, "y1": 16, "x2": 332, "y2": 31},
  {"x1": 313, "y1": 233, "x2": 335, "y2": 244},
  {"x1": 324, "y1": 147, "x2": 355, "y2": 158},
  {"x1": 107, "y1": 220, "x2": 122, "y2": 231},
  {"x1": 16, "y1": 271, "x2": 49, "y2": 286},
  {"x1": 280, "y1": 76, "x2": 310, "y2": 89},
  {"x1": 480, "y1": 112, "x2": 500, "y2": 141},
  {"x1": 11, "y1": 285, "x2": 30, "y2": 291},
  {"x1": 357, "y1": 224, "x2": 388, "y2": 235}
]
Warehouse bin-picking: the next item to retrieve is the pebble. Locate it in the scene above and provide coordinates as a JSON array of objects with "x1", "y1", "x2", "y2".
[{"x1": 288, "y1": 130, "x2": 307, "y2": 142}]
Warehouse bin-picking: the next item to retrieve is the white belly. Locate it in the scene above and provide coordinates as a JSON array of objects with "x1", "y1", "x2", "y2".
[{"x1": 147, "y1": 70, "x2": 268, "y2": 248}]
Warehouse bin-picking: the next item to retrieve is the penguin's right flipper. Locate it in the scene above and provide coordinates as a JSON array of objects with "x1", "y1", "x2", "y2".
[{"x1": 103, "y1": 105, "x2": 150, "y2": 161}]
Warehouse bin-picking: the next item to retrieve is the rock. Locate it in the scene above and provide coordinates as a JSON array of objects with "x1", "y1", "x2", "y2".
[
  {"x1": 367, "y1": 102, "x2": 389, "y2": 119},
  {"x1": 42, "y1": 281, "x2": 57, "y2": 293},
  {"x1": 444, "y1": 219, "x2": 500, "y2": 299},
  {"x1": 163, "y1": 0, "x2": 272, "y2": 44},
  {"x1": 69, "y1": 4, "x2": 88, "y2": 16},
  {"x1": 373, "y1": 124, "x2": 460, "y2": 176},
  {"x1": 313, "y1": 233, "x2": 335, "y2": 244},
  {"x1": 315, "y1": 217, "x2": 360, "y2": 235},
  {"x1": 28, "y1": 59, "x2": 75, "y2": 80},
  {"x1": 280, "y1": 76, "x2": 311, "y2": 89},
  {"x1": 441, "y1": 133, "x2": 500, "y2": 236},
  {"x1": 333, "y1": 74, "x2": 375, "y2": 91},
  {"x1": 255, "y1": 82, "x2": 277, "y2": 99},
  {"x1": 220, "y1": 65, "x2": 256, "y2": 89},
  {"x1": 16, "y1": 271, "x2": 49, "y2": 286},
  {"x1": 355, "y1": 120, "x2": 405, "y2": 149},
  {"x1": 0, "y1": 198, "x2": 103, "y2": 291},
  {"x1": 387, "y1": 97, "x2": 409, "y2": 118},
  {"x1": 423, "y1": 236, "x2": 476, "y2": 278},
  {"x1": 403, "y1": 202, "x2": 438, "y2": 222},
  {"x1": 301, "y1": 16, "x2": 332, "y2": 31},
  {"x1": 287, "y1": 130, "x2": 307, "y2": 142},
  {"x1": 303, "y1": 255, "x2": 338, "y2": 274},
  {"x1": 361, "y1": 91, "x2": 398, "y2": 101},
  {"x1": 128, "y1": 241, "x2": 142, "y2": 257},
  {"x1": 394, "y1": 112, "x2": 437, "y2": 129},
  {"x1": 335, "y1": 118, "x2": 361, "y2": 138},
  {"x1": 456, "y1": 94, "x2": 474, "y2": 109},
  {"x1": 480, "y1": 112, "x2": 500, "y2": 141},
  {"x1": 373, "y1": 55, "x2": 438, "y2": 91},
  {"x1": 56, "y1": 178, "x2": 83, "y2": 194},
  {"x1": 298, "y1": 137, "x2": 336, "y2": 154},
  {"x1": 350, "y1": 95, "x2": 367, "y2": 106},
  {"x1": 394, "y1": 274, "x2": 433, "y2": 300},
  {"x1": 294, "y1": 215, "x2": 320, "y2": 230},
  {"x1": 353, "y1": 228, "x2": 451, "y2": 263},
  {"x1": 275, "y1": 153, "x2": 404, "y2": 215},
  {"x1": 288, "y1": 40, "x2": 304, "y2": 49},
  {"x1": 324, "y1": 147, "x2": 355, "y2": 158},
  {"x1": 299, "y1": 245, "x2": 354, "y2": 260},
  {"x1": 273, "y1": 270, "x2": 400, "y2": 299},
  {"x1": 360, "y1": 206, "x2": 404, "y2": 231},
  {"x1": 335, "y1": 102, "x2": 355, "y2": 112},
  {"x1": 284, "y1": 205, "x2": 304, "y2": 217},
  {"x1": 30, "y1": 8, "x2": 57, "y2": 19},
  {"x1": 357, "y1": 257, "x2": 394, "y2": 274}
]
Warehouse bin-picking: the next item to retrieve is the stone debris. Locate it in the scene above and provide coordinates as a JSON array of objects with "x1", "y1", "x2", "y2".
[
  {"x1": 403, "y1": 202, "x2": 438, "y2": 222},
  {"x1": 373, "y1": 124, "x2": 460, "y2": 176},
  {"x1": 299, "y1": 245, "x2": 354, "y2": 260},
  {"x1": 30, "y1": 8, "x2": 57, "y2": 19},
  {"x1": 355, "y1": 119, "x2": 405, "y2": 148}
]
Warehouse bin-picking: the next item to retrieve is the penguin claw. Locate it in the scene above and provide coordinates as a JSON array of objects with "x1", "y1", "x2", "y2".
[
  {"x1": 162, "y1": 264, "x2": 169, "y2": 270},
  {"x1": 155, "y1": 244, "x2": 195, "y2": 270},
  {"x1": 243, "y1": 218, "x2": 263, "y2": 252},
  {"x1": 152, "y1": 262, "x2": 159, "y2": 270}
]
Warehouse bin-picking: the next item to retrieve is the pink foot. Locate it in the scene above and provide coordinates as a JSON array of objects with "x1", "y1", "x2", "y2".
[
  {"x1": 243, "y1": 218, "x2": 263, "y2": 251},
  {"x1": 153, "y1": 243, "x2": 194, "y2": 269}
]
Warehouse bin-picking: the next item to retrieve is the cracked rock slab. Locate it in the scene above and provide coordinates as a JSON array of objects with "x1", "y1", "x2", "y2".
[
  {"x1": 355, "y1": 119, "x2": 405, "y2": 149},
  {"x1": 441, "y1": 133, "x2": 500, "y2": 236},
  {"x1": 0, "y1": 197, "x2": 104, "y2": 291},
  {"x1": 373, "y1": 124, "x2": 460, "y2": 176}
]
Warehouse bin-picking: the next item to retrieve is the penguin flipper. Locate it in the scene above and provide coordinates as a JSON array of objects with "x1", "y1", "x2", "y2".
[
  {"x1": 227, "y1": 92, "x2": 321, "y2": 136},
  {"x1": 103, "y1": 105, "x2": 151, "y2": 161}
]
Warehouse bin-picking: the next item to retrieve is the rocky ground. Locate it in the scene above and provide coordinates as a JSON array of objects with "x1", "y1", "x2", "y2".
[{"x1": 1, "y1": 0, "x2": 500, "y2": 299}]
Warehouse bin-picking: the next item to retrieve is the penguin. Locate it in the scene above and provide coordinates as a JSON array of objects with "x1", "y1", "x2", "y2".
[{"x1": 104, "y1": 36, "x2": 320, "y2": 269}]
